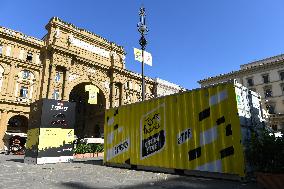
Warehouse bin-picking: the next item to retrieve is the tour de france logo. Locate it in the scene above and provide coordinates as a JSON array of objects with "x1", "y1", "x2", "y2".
[{"x1": 140, "y1": 103, "x2": 166, "y2": 159}]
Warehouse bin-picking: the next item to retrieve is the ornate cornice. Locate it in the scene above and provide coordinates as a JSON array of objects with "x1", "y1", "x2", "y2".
[
  {"x1": 45, "y1": 45, "x2": 156, "y2": 85},
  {"x1": 240, "y1": 54, "x2": 284, "y2": 69},
  {"x1": 0, "y1": 54, "x2": 43, "y2": 70},
  {"x1": 0, "y1": 26, "x2": 44, "y2": 48},
  {"x1": 46, "y1": 17, "x2": 125, "y2": 54},
  {"x1": 48, "y1": 45, "x2": 110, "y2": 70},
  {"x1": 114, "y1": 68, "x2": 155, "y2": 84},
  {"x1": 198, "y1": 59, "x2": 284, "y2": 84}
]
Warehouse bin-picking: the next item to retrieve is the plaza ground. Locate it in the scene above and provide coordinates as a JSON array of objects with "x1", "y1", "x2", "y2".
[{"x1": 0, "y1": 154, "x2": 258, "y2": 189}]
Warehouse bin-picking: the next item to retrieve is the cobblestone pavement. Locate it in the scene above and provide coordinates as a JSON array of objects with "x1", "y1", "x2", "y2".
[{"x1": 0, "y1": 154, "x2": 258, "y2": 189}]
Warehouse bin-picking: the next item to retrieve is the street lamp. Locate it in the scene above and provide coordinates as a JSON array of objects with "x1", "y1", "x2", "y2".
[{"x1": 137, "y1": 6, "x2": 149, "y2": 101}]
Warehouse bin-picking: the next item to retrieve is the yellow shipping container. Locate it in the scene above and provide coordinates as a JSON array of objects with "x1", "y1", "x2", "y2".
[{"x1": 104, "y1": 81, "x2": 264, "y2": 178}]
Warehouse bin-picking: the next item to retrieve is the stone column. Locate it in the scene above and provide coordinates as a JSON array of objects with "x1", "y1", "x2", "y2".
[
  {"x1": 120, "y1": 83, "x2": 124, "y2": 106},
  {"x1": 36, "y1": 70, "x2": 42, "y2": 100},
  {"x1": 1, "y1": 72, "x2": 10, "y2": 97},
  {"x1": 40, "y1": 53, "x2": 51, "y2": 99},
  {"x1": 47, "y1": 64, "x2": 56, "y2": 99},
  {"x1": 0, "y1": 110, "x2": 8, "y2": 150},
  {"x1": 62, "y1": 69, "x2": 69, "y2": 101},
  {"x1": 6, "y1": 64, "x2": 16, "y2": 96},
  {"x1": 110, "y1": 82, "x2": 116, "y2": 108}
]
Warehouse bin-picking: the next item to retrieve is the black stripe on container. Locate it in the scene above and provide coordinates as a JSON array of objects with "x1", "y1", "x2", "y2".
[
  {"x1": 174, "y1": 169, "x2": 184, "y2": 175},
  {"x1": 220, "y1": 146, "x2": 234, "y2": 158},
  {"x1": 199, "y1": 108, "x2": 210, "y2": 121},
  {"x1": 114, "y1": 124, "x2": 118, "y2": 130},
  {"x1": 216, "y1": 116, "x2": 225, "y2": 125},
  {"x1": 125, "y1": 159, "x2": 130, "y2": 164},
  {"x1": 106, "y1": 116, "x2": 109, "y2": 122},
  {"x1": 131, "y1": 165, "x2": 137, "y2": 169},
  {"x1": 114, "y1": 109, "x2": 119, "y2": 116},
  {"x1": 226, "y1": 124, "x2": 232, "y2": 136},
  {"x1": 188, "y1": 147, "x2": 201, "y2": 161}
]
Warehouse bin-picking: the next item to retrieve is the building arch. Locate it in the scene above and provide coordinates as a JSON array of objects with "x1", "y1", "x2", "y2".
[
  {"x1": 1, "y1": 114, "x2": 29, "y2": 150},
  {"x1": 65, "y1": 76, "x2": 110, "y2": 108},
  {"x1": 69, "y1": 82, "x2": 106, "y2": 138},
  {"x1": 7, "y1": 114, "x2": 29, "y2": 134}
]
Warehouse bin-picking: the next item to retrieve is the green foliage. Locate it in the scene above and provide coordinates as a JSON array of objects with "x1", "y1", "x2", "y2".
[
  {"x1": 246, "y1": 130, "x2": 284, "y2": 173},
  {"x1": 94, "y1": 143, "x2": 104, "y2": 153},
  {"x1": 74, "y1": 143, "x2": 104, "y2": 154}
]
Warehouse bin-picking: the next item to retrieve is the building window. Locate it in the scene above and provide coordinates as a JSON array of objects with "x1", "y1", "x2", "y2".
[
  {"x1": 0, "y1": 45, "x2": 3, "y2": 55},
  {"x1": 55, "y1": 72, "x2": 61, "y2": 82},
  {"x1": 280, "y1": 83, "x2": 284, "y2": 95},
  {"x1": 20, "y1": 86, "x2": 28, "y2": 98},
  {"x1": 26, "y1": 53, "x2": 33, "y2": 61},
  {"x1": 6, "y1": 46, "x2": 11, "y2": 56},
  {"x1": 127, "y1": 94, "x2": 131, "y2": 102},
  {"x1": 247, "y1": 78, "x2": 254, "y2": 87},
  {"x1": 262, "y1": 74, "x2": 269, "y2": 84},
  {"x1": 266, "y1": 104, "x2": 275, "y2": 114},
  {"x1": 53, "y1": 89, "x2": 60, "y2": 100},
  {"x1": 280, "y1": 71, "x2": 284, "y2": 81},
  {"x1": 114, "y1": 84, "x2": 121, "y2": 103},
  {"x1": 264, "y1": 86, "x2": 272, "y2": 98},
  {"x1": 22, "y1": 70, "x2": 30, "y2": 79},
  {"x1": 115, "y1": 86, "x2": 119, "y2": 96},
  {"x1": 128, "y1": 81, "x2": 132, "y2": 89}
]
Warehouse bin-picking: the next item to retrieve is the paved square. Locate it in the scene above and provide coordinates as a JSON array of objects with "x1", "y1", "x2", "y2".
[{"x1": 0, "y1": 154, "x2": 257, "y2": 189}]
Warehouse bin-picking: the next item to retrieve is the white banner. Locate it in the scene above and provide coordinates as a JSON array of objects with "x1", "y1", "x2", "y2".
[{"x1": 134, "y1": 48, "x2": 152, "y2": 66}]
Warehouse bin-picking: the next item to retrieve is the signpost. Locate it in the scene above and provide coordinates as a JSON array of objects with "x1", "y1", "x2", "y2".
[{"x1": 137, "y1": 6, "x2": 150, "y2": 101}]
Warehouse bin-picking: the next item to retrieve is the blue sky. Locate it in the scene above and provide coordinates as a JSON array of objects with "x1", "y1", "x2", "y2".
[{"x1": 1, "y1": 0, "x2": 284, "y2": 89}]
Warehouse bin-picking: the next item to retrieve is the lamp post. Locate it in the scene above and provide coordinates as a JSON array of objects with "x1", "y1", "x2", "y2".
[{"x1": 137, "y1": 6, "x2": 149, "y2": 101}]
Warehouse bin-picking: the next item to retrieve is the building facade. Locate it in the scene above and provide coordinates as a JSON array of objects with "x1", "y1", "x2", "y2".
[
  {"x1": 198, "y1": 54, "x2": 284, "y2": 131},
  {"x1": 0, "y1": 17, "x2": 180, "y2": 150},
  {"x1": 153, "y1": 78, "x2": 185, "y2": 97}
]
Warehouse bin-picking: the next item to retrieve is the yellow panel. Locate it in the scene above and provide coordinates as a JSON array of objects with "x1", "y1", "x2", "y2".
[
  {"x1": 104, "y1": 83, "x2": 245, "y2": 177},
  {"x1": 38, "y1": 128, "x2": 74, "y2": 150},
  {"x1": 26, "y1": 128, "x2": 40, "y2": 149},
  {"x1": 85, "y1": 85, "x2": 99, "y2": 104}
]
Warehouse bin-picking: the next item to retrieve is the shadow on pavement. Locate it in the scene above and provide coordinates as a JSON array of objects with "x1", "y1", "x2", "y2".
[
  {"x1": 6, "y1": 158, "x2": 24, "y2": 163},
  {"x1": 73, "y1": 159, "x2": 103, "y2": 166},
  {"x1": 60, "y1": 176, "x2": 257, "y2": 189},
  {"x1": 60, "y1": 182, "x2": 99, "y2": 189}
]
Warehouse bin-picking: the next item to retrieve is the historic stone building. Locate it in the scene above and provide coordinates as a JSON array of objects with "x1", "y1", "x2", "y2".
[
  {"x1": 198, "y1": 54, "x2": 284, "y2": 131},
  {"x1": 0, "y1": 17, "x2": 166, "y2": 150},
  {"x1": 153, "y1": 78, "x2": 185, "y2": 97}
]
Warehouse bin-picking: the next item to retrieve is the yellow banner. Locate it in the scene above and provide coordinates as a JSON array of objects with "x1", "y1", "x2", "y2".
[{"x1": 85, "y1": 85, "x2": 99, "y2": 104}]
